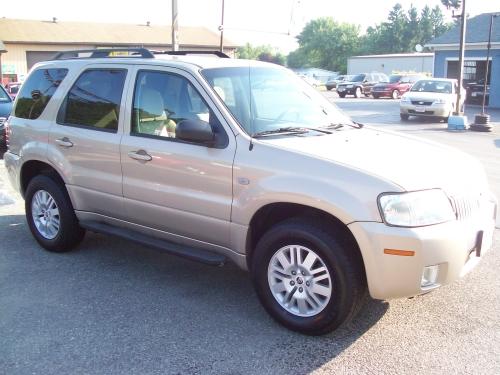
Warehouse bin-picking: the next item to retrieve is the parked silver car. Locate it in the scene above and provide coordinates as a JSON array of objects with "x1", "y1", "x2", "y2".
[
  {"x1": 4, "y1": 49, "x2": 496, "y2": 335},
  {"x1": 400, "y1": 78, "x2": 466, "y2": 121}
]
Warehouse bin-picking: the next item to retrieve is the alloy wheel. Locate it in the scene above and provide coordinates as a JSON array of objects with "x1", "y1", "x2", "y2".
[
  {"x1": 31, "y1": 190, "x2": 60, "y2": 239},
  {"x1": 267, "y1": 245, "x2": 332, "y2": 317}
]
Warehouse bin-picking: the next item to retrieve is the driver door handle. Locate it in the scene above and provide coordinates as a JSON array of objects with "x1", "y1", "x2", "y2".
[
  {"x1": 128, "y1": 150, "x2": 152, "y2": 162},
  {"x1": 55, "y1": 137, "x2": 73, "y2": 148}
]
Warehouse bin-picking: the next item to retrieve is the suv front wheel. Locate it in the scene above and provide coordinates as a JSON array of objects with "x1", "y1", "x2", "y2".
[
  {"x1": 251, "y1": 218, "x2": 366, "y2": 335},
  {"x1": 25, "y1": 175, "x2": 85, "y2": 252}
]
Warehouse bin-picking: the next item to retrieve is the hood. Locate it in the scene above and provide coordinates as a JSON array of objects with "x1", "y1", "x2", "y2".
[
  {"x1": 0, "y1": 101, "x2": 13, "y2": 118},
  {"x1": 403, "y1": 91, "x2": 453, "y2": 101},
  {"x1": 259, "y1": 127, "x2": 487, "y2": 194}
]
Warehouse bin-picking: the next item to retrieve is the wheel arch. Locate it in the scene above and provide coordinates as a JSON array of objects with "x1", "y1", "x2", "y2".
[
  {"x1": 20, "y1": 159, "x2": 66, "y2": 198},
  {"x1": 246, "y1": 202, "x2": 366, "y2": 276}
]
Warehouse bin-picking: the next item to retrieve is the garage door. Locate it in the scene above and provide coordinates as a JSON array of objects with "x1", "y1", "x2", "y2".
[{"x1": 26, "y1": 51, "x2": 59, "y2": 70}]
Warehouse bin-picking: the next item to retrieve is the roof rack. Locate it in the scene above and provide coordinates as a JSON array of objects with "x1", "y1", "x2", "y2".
[
  {"x1": 52, "y1": 48, "x2": 155, "y2": 60},
  {"x1": 152, "y1": 50, "x2": 230, "y2": 58}
]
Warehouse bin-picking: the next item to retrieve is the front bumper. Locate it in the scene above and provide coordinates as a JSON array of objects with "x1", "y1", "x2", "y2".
[
  {"x1": 400, "y1": 102, "x2": 451, "y2": 117},
  {"x1": 348, "y1": 194, "x2": 497, "y2": 300},
  {"x1": 337, "y1": 86, "x2": 357, "y2": 95}
]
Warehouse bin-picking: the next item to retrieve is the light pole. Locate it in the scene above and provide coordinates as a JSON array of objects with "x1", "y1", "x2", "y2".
[
  {"x1": 481, "y1": 14, "x2": 498, "y2": 113},
  {"x1": 454, "y1": 0, "x2": 466, "y2": 116},
  {"x1": 447, "y1": 0, "x2": 468, "y2": 130},
  {"x1": 219, "y1": 0, "x2": 225, "y2": 52},
  {"x1": 471, "y1": 13, "x2": 498, "y2": 132},
  {"x1": 171, "y1": 0, "x2": 179, "y2": 51}
]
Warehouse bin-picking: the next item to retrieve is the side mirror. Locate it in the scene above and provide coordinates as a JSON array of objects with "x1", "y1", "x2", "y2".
[{"x1": 176, "y1": 118, "x2": 215, "y2": 145}]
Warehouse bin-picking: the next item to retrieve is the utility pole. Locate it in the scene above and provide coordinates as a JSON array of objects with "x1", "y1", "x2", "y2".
[
  {"x1": 471, "y1": 13, "x2": 498, "y2": 132},
  {"x1": 171, "y1": 0, "x2": 179, "y2": 51},
  {"x1": 454, "y1": 0, "x2": 466, "y2": 115},
  {"x1": 219, "y1": 0, "x2": 225, "y2": 52}
]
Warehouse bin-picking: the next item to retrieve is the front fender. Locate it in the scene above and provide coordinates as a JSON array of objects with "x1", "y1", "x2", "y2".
[{"x1": 231, "y1": 138, "x2": 402, "y2": 226}]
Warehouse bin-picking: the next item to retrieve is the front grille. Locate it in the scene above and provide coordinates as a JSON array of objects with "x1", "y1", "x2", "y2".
[
  {"x1": 411, "y1": 100, "x2": 433, "y2": 105},
  {"x1": 449, "y1": 195, "x2": 481, "y2": 221}
]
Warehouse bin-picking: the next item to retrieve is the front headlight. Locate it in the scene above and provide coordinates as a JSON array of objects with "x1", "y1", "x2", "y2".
[{"x1": 378, "y1": 189, "x2": 455, "y2": 227}]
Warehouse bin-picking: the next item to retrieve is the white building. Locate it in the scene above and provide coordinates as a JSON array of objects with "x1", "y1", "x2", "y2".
[{"x1": 347, "y1": 53, "x2": 434, "y2": 76}]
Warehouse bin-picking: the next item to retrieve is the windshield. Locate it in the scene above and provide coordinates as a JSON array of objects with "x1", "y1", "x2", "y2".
[
  {"x1": 0, "y1": 86, "x2": 12, "y2": 102},
  {"x1": 201, "y1": 66, "x2": 353, "y2": 135},
  {"x1": 389, "y1": 75, "x2": 402, "y2": 83},
  {"x1": 411, "y1": 80, "x2": 453, "y2": 94},
  {"x1": 350, "y1": 74, "x2": 365, "y2": 82}
]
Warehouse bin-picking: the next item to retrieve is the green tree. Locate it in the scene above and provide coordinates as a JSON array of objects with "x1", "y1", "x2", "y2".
[
  {"x1": 419, "y1": 6, "x2": 434, "y2": 44},
  {"x1": 293, "y1": 17, "x2": 361, "y2": 72},
  {"x1": 382, "y1": 3, "x2": 409, "y2": 53},
  {"x1": 431, "y1": 6, "x2": 449, "y2": 37},
  {"x1": 236, "y1": 43, "x2": 285, "y2": 65},
  {"x1": 441, "y1": 0, "x2": 461, "y2": 10},
  {"x1": 403, "y1": 5, "x2": 421, "y2": 51}
]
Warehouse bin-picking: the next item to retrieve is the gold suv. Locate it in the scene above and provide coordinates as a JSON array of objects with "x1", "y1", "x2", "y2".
[{"x1": 4, "y1": 49, "x2": 497, "y2": 335}]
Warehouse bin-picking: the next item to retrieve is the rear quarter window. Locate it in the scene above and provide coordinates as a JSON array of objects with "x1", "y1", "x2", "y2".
[{"x1": 14, "y1": 68, "x2": 68, "y2": 120}]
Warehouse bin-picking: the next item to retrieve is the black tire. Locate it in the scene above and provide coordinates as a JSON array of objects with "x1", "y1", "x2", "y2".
[
  {"x1": 251, "y1": 218, "x2": 366, "y2": 335},
  {"x1": 338, "y1": 93, "x2": 346, "y2": 98},
  {"x1": 400, "y1": 113, "x2": 410, "y2": 121},
  {"x1": 354, "y1": 87, "x2": 362, "y2": 98},
  {"x1": 25, "y1": 175, "x2": 85, "y2": 252},
  {"x1": 372, "y1": 94, "x2": 380, "y2": 99},
  {"x1": 391, "y1": 90, "x2": 400, "y2": 99}
]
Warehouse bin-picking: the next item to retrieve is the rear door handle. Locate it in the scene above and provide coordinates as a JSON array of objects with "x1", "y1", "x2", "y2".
[
  {"x1": 55, "y1": 137, "x2": 73, "y2": 148},
  {"x1": 128, "y1": 150, "x2": 152, "y2": 162}
]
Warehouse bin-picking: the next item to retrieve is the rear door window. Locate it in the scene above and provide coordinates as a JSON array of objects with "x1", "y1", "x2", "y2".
[
  {"x1": 14, "y1": 68, "x2": 68, "y2": 119},
  {"x1": 58, "y1": 69, "x2": 127, "y2": 132}
]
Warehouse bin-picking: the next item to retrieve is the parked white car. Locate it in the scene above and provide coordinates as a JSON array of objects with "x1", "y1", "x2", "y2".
[{"x1": 400, "y1": 78, "x2": 466, "y2": 121}]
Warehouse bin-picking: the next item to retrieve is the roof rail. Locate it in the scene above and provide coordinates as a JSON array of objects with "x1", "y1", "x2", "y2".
[
  {"x1": 52, "y1": 48, "x2": 155, "y2": 60},
  {"x1": 153, "y1": 50, "x2": 230, "y2": 58}
]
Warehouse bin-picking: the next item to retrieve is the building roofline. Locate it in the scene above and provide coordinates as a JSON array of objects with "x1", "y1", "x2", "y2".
[
  {"x1": 2, "y1": 41, "x2": 235, "y2": 49},
  {"x1": 425, "y1": 42, "x2": 500, "y2": 49},
  {"x1": 349, "y1": 53, "x2": 433, "y2": 59}
]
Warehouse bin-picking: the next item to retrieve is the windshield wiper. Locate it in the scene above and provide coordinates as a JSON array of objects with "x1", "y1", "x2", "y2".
[
  {"x1": 322, "y1": 121, "x2": 364, "y2": 130},
  {"x1": 253, "y1": 126, "x2": 333, "y2": 138}
]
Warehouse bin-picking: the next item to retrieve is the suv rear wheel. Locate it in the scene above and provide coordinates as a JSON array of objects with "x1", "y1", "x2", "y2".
[
  {"x1": 251, "y1": 218, "x2": 366, "y2": 335},
  {"x1": 25, "y1": 175, "x2": 85, "y2": 252}
]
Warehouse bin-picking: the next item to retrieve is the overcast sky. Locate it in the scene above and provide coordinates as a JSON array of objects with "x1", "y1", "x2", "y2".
[{"x1": 2, "y1": 0, "x2": 499, "y2": 52}]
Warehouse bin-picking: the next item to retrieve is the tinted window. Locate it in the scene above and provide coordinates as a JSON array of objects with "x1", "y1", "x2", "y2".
[
  {"x1": 0, "y1": 85, "x2": 11, "y2": 103},
  {"x1": 60, "y1": 69, "x2": 126, "y2": 131},
  {"x1": 132, "y1": 70, "x2": 225, "y2": 144},
  {"x1": 351, "y1": 74, "x2": 366, "y2": 82},
  {"x1": 14, "y1": 68, "x2": 68, "y2": 119}
]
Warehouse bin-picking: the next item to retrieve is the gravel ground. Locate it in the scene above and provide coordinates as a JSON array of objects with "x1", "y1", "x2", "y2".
[{"x1": 0, "y1": 97, "x2": 499, "y2": 374}]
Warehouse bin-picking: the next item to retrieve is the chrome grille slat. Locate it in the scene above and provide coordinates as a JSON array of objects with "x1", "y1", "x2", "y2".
[{"x1": 449, "y1": 194, "x2": 481, "y2": 221}]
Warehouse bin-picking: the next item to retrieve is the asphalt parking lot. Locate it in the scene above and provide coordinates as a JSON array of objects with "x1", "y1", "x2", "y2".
[{"x1": 1, "y1": 97, "x2": 499, "y2": 374}]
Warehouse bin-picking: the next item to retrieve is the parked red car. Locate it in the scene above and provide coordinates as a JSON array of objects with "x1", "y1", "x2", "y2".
[
  {"x1": 371, "y1": 74, "x2": 426, "y2": 99},
  {"x1": 6, "y1": 82, "x2": 21, "y2": 100}
]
